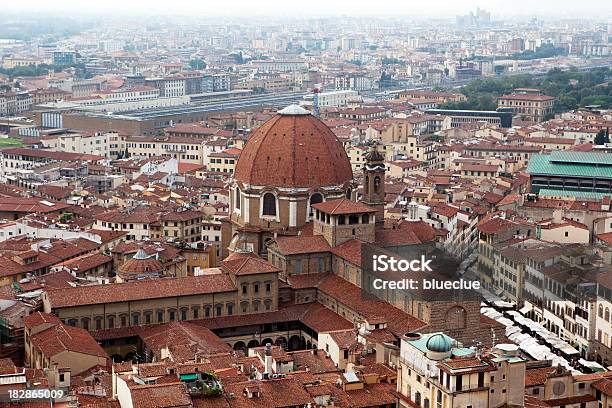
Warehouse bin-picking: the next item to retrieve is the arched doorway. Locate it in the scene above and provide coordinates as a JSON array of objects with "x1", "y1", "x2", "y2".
[
  {"x1": 288, "y1": 335, "x2": 302, "y2": 351},
  {"x1": 233, "y1": 341, "x2": 246, "y2": 352},
  {"x1": 124, "y1": 351, "x2": 136, "y2": 362},
  {"x1": 247, "y1": 339, "x2": 260, "y2": 348},
  {"x1": 275, "y1": 337, "x2": 287, "y2": 349},
  {"x1": 261, "y1": 338, "x2": 274, "y2": 347}
]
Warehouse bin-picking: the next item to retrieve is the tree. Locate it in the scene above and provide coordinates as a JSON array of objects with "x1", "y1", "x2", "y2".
[
  {"x1": 189, "y1": 59, "x2": 206, "y2": 70},
  {"x1": 594, "y1": 129, "x2": 610, "y2": 145}
]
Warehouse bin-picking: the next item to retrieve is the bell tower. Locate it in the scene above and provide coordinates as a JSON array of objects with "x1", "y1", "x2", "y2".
[{"x1": 361, "y1": 144, "x2": 386, "y2": 225}]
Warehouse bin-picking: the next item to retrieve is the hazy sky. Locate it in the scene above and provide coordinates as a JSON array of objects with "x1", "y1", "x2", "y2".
[{"x1": 6, "y1": 0, "x2": 612, "y2": 19}]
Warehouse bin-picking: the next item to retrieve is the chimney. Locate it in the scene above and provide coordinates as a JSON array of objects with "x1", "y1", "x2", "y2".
[
  {"x1": 552, "y1": 208, "x2": 563, "y2": 224},
  {"x1": 602, "y1": 196, "x2": 611, "y2": 211},
  {"x1": 264, "y1": 343, "x2": 273, "y2": 377}
]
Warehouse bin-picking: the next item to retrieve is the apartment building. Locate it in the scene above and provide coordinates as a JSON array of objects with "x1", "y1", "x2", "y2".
[
  {"x1": 208, "y1": 147, "x2": 241, "y2": 174},
  {"x1": 250, "y1": 60, "x2": 308, "y2": 72},
  {"x1": 125, "y1": 135, "x2": 207, "y2": 164},
  {"x1": 476, "y1": 215, "x2": 535, "y2": 290},
  {"x1": 159, "y1": 209, "x2": 204, "y2": 243},
  {"x1": 41, "y1": 132, "x2": 111, "y2": 158},
  {"x1": 498, "y1": 90, "x2": 555, "y2": 123},
  {"x1": 397, "y1": 331, "x2": 527, "y2": 408}
]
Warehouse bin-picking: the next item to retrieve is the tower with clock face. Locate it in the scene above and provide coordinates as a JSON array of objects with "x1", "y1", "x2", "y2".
[{"x1": 361, "y1": 144, "x2": 386, "y2": 225}]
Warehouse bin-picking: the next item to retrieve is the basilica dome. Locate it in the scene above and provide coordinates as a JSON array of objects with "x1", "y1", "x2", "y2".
[{"x1": 234, "y1": 105, "x2": 353, "y2": 189}]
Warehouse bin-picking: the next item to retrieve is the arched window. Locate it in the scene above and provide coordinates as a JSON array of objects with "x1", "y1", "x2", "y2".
[
  {"x1": 362, "y1": 214, "x2": 369, "y2": 224},
  {"x1": 599, "y1": 304, "x2": 604, "y2": 318},
  {"x1": 235, "y1": 187, "x2": 241, "y2": 210},
  {"x1": 132, "y1": 313, "x2": 140, "y2": 326},
  {"x1": 606, "y1": 307, "x2": 610, "y2": 322},
  {"x1": 309, "y1": 193, "x2": 323, "y2": 217},
  {"x1": 374, "y1": 176, "x2": 381, "y2": 192},
  {"x1": 262, "y1": 193, "x2": 276, "y2": 216},
  {"x1": 348, "y1": 214, "x2": 359, "y2": 225}
]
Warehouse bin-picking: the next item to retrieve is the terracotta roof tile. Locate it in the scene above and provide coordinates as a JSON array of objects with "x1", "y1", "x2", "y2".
[
  {"x1": 312, "y1": 198, "x2": 376, "y2": 215},
  {"x1": 45, "y1": 275, "x2": 236, "y2": 308},
  {"x1": 234, "y1": 113, "x2": 353, "y2": 188}
]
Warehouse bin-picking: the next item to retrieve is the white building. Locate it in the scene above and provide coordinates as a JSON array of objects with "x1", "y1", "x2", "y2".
[{"x1": 301, "y1": 90, "x2": 360, "y2": 108}]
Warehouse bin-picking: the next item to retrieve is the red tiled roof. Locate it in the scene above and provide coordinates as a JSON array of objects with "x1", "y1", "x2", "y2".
[
  {"x1": 138, "y1": 321, "x2": 232, "y2": 361},
  {"x1": 312, "y1": 198, "x2": 376, "y2": 215},
  {"x1": 0, "y1": 197, "x2": 69, "y2": 214},
  {"x1": 476, "y1": 217, "x2": 517, "y2": 234},
  {"x1": 129, "y1": 382, "x2": 191, "y2": 408},
  {"x1": 592, "y1": 378, "x2": 612, "y2": 395},
  {"x1": 524, "y1": 366, "x2": 557, "y2": 387},
  {"x1": 222, "y1": 252, "x2": 281, "y2": 276},
  {"x1": 30, "y1": 322, "x2": 108, "y2": 360},
  {"x1": 318, "y1": 274, "x2": 427, "y2": 337},
  {"x1": 273, "y1": 235, "x2": 331, "y2": 255},
  {"x1": 223, "y1": 377, "x2": 313, "y2": 408},
  {"x1": 24, "y1": 311, "x2": 61, "y2": 329},
  {"x1": 1, "y1": 147, "x2": 103, "y2": 162},
  {"x1": 330, "y1": 239, "x2": 363, "y2": 265},
  {"x1": 45, "y1": 275, "x2": 236, "y2": 308}
]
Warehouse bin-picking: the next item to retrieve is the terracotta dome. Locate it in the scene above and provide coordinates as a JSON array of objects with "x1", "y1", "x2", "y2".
[
  {"x1": 234, "y1": 105, "x2": 353, "y2": 189},
  {"x1": 117, "y1": 246, "x2": 164, "y2": 280}
]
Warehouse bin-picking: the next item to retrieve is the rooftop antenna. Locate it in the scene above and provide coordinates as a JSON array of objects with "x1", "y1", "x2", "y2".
[{"x1": 313, "y1": 88, "x2": 320, "y2": 117}]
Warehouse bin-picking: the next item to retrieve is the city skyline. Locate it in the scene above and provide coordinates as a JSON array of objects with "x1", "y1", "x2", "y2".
[{"x1": 3, "y1": 0, "x2": 612, "y2": 19}]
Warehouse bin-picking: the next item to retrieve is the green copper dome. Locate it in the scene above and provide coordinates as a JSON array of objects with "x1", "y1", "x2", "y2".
[{"x1": 426, "y1": 333, "x2": 453, "y2": 353}]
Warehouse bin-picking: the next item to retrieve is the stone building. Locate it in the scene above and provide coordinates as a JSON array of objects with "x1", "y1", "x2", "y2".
[{"x1": 223, "y1": 104, "x2": 354, "y2": 258}]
